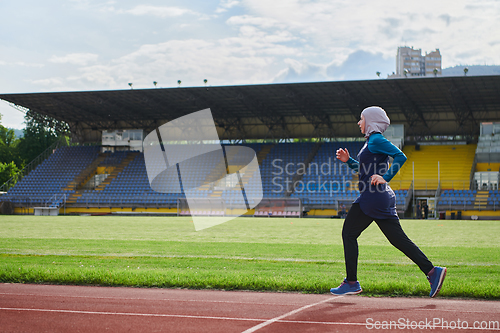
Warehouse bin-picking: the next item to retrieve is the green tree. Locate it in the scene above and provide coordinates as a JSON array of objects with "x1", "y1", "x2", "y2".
[
  {"x1": 0, "y1": 161, "x2": 19, "y2": 185},
  {"x1": 0, "y1": 125, "x2": 17, "y2": 146},
  {"x1": 16, "y1": 110, "x2": 70, "y2": 164},
  {"x1": 0, "y1": 112, "x2": 22, "y2": 165},
  {"x1": 0, "y1": 110, "x2": 70, "y2": 187},
  {"x1": 0, "y1": 125, "x2": 21, "y2": 165},
  {"x1": 0, "y1": 113, "x2": 22, "y2": 186}
]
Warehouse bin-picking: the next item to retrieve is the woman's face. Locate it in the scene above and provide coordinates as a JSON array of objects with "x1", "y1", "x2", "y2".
[{"x1": 358, "y1": 114, "x2": 365, "y2": 134}]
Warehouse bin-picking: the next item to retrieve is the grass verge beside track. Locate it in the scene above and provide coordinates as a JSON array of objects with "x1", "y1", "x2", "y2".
[{"x1": 0, "y1": 216, "x2": 499, "y2": 299}]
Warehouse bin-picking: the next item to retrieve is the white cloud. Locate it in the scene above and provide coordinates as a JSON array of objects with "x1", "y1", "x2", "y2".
[
  {"x1": 326, "y1": 50, "x2": 394, "y2": 80},
  {"x1": 0, "y1": 60, "x2": 44, "y2": 68},
  {"x1": 240, "y1": 0, "x2": 500, "y2": 67},
  {"x1": 75, "y1": 37, "x2": 284, "y2": 88},
  {"x1": 123, "y1": 5, "x2": 204, "y2": 18},
  {"x1": 31, "y1": 77, "x2": 65, "y2": 87},
  {"x1": 15, "y1": 62, "x2": 45, "y2": 68},
  {"x1": 0, "y1": 101, "x2": 26, "y2": 130},
  {"x1": 273, "y1": 50, "x2": 394, "y2": 83},
  {"x1": 49, "y1": 15, "x2": 302, "y2": 90},
  {"x1": 2, "y1": 3, "x2": 303, "y2": 94},
  {"x1": 73, "y1": 64, "x2": 119, "y2": 87},
  {"x1": 67, "y1": 0, "x2": 117, "y2": 13},
  {"x1": 49, "y1": 53, "x2": 99, "y2": 66},
  {"x1": 2, "y1": 0, "x2": 498, "y2": 103},
  {"x1": 216, "y1": 0, "x2": 241, "y2": 13},
  {"x1": 226, "y1": 15, "x2": 284, "y2": 29},
  {"x1": 273, "y1": 58, "x2": 328, "y2": 83}
]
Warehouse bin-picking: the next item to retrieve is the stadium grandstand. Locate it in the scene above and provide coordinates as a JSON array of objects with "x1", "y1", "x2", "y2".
[{"x1": 1, "y1": 75, "x2": 500, "y2": 220}]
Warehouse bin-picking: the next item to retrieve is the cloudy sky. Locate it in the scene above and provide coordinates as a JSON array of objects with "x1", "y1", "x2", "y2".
[{"x1": 1, "y1": 0, "x2": 499, "y2": 129}]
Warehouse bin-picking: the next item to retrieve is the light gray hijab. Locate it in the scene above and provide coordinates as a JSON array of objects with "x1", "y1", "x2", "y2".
[{"x1": 361, "y1": 106, "x2": 390, "y2": 138}]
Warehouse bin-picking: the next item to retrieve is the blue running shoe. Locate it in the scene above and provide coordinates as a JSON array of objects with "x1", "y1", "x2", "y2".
[
  {"x1": 330, "y1": 279, "x2": 362, "y2": 295},
  {"x1": 427, "y1": 266, "x2": 447, "y2": 298}
]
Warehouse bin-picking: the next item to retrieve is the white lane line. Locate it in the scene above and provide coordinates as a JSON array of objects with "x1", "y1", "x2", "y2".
[
  {"x1": 2, "y1": 293, "x2": 498, "y2": 316},
  {"x1": 0, "y1": 292, "x2": 313, "y2": 307},
  {"x1": 0, "y1": 306, "x2": 365, "y2": 327},
  {"x1": 0, "y1": 306, "x2": 357, "y2": 327},
  {"x1": 3, "y1": 307, "x2": 498, "y2": 331},
  {"x1": 241, "y1": 296, "x2": 339, "y2": 333},
  {"x1": 0, "y1": 307, "x2": 262, "y2": 322}
]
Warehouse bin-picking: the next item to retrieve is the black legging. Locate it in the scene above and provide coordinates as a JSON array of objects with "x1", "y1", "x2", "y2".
[{"x1": 342, "y1": 203, "x2": 434, "y2": 281}]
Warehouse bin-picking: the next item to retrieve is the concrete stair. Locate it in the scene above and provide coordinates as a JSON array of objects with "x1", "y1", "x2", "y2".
[
  {"x1": 63, "y1": 154, "x2": 108, "y2": 192},
  {"x1": 94, "y1": 152, "x2": 139, "y2": 191},
  {"x1": 474, "y1": 190, "x2": 489, "y2": 209},
  {"x1": 65, "y1": 189, "x2": 85, "y2": 204},
  {"x1": 256, "y1": 144, "x2": 274, "y2": 165}
]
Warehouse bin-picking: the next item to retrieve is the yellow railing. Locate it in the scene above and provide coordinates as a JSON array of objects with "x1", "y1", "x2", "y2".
[{"x1": 349, "y1": 179, "x2": 472, "y2": 191}]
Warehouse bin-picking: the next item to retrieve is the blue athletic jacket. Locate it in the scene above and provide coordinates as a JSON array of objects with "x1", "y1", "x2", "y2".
[{"x1": 346, "y1": 133, "x2": 407, "y2": 219}]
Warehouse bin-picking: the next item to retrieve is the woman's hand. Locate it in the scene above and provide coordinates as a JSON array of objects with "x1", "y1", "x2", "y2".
[
  {"x1": 370, "y1": 174, "x2": 387, "y2": 185},
  {"x1": 336, "y1": 148, "x2": 350, "y2": 163}
]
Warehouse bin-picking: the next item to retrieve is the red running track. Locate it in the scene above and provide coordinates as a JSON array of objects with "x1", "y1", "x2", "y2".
[{"x1": 0, "y1": 283, "x2": 499, "y2": 332}]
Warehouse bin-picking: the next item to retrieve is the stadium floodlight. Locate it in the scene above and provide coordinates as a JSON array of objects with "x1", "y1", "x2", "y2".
[{"x1": 143, "y1": 108, "x2": 263, "y2": 231}]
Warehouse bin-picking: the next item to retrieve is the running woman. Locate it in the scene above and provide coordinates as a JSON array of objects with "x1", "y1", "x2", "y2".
[{"x1": 331, "y1": 106, "x2": 446, "y2": 298}]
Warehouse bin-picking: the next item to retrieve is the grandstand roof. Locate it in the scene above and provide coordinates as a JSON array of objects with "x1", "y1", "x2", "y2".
[{"x1": 1, "y1": 75, "x2": 500, "y2": 142}]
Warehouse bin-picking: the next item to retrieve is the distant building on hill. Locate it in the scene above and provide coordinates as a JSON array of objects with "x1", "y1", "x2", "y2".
[{"x1": 388, "y1": 46, "x2": 442, "y2": 78}]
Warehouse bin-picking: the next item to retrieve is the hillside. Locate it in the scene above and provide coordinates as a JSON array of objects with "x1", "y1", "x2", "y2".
[{"x1": 442, "y1": 65, "x2": 500, "y2": 76}]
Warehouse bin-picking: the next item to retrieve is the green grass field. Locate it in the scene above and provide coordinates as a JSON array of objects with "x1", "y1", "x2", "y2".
[{"x1": 0, "y1": 215, "x2": 499, "y2": 299}]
